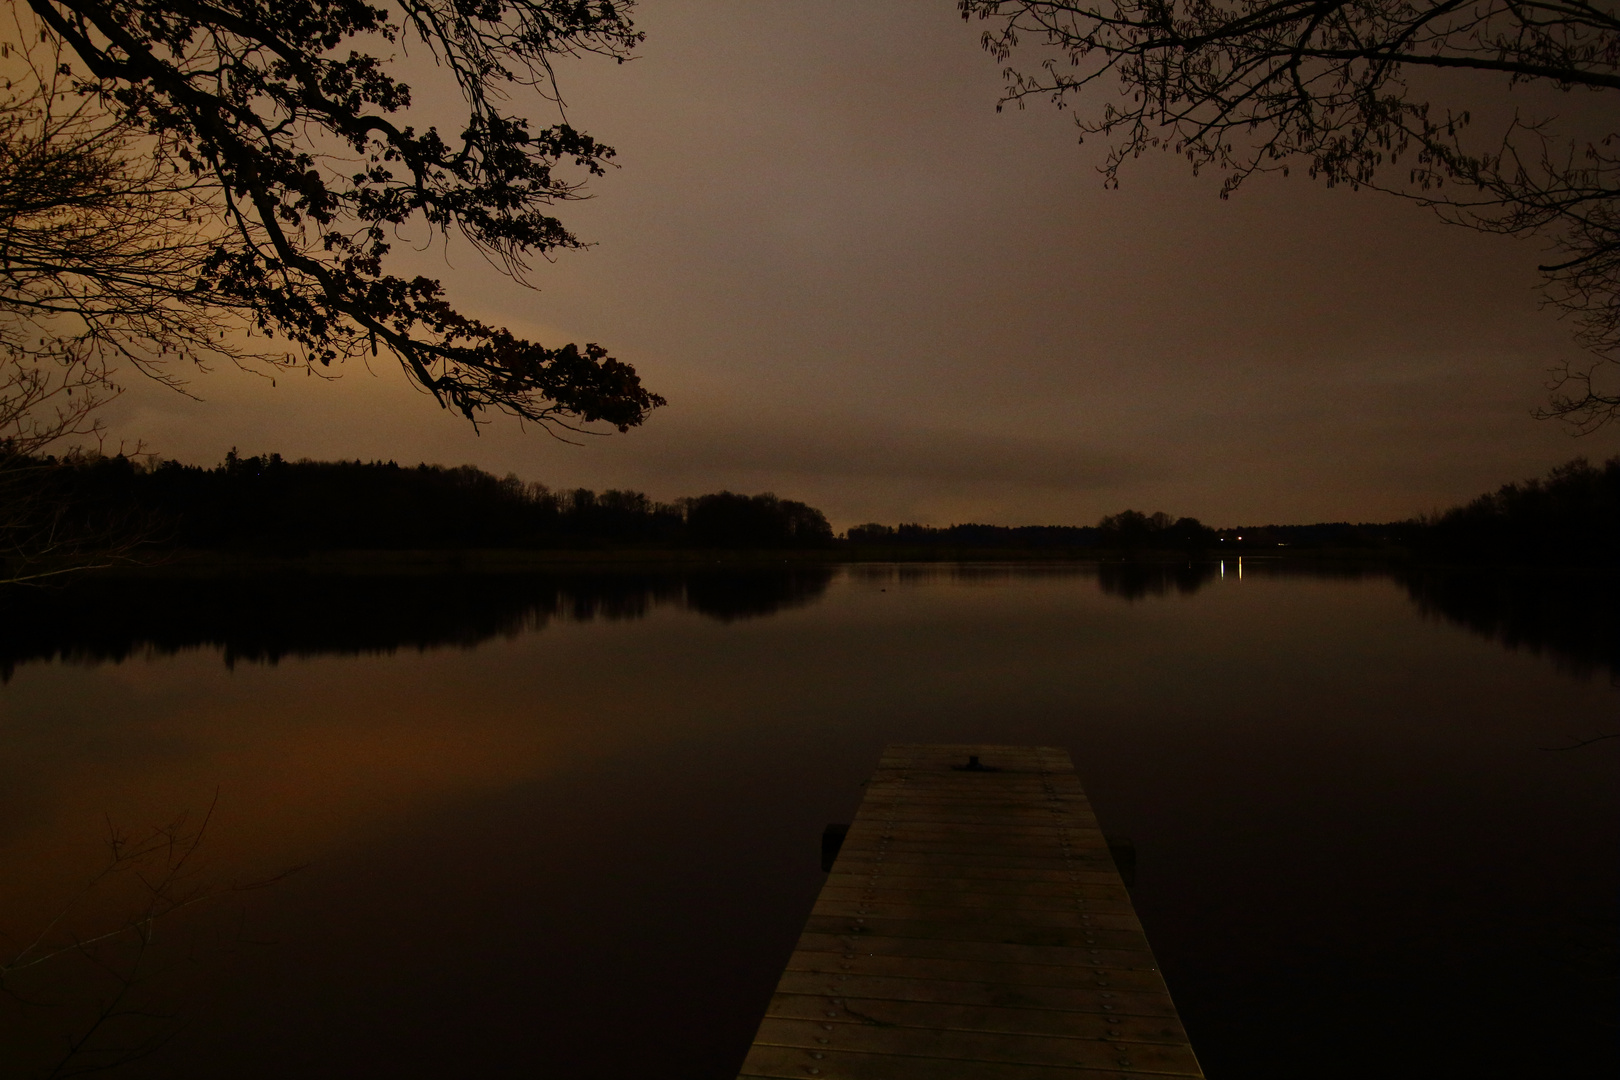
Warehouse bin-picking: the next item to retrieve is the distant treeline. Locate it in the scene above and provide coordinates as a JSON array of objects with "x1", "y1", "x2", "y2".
[
  {"x1": 24, "y1": 451, "x2": 833, "y2": 551},
  {"x1": 1214, "y1": 457, "x2": 1619, "y2": 565},
  {"x1": 849, "y1": 458, "x2": 1619, "y2": 567},
  {"x1": 847, "y1": 517, "x2": 1422, "y2": 554},
  {"x1": 849, "y1": 511, "x2": 1218, "y2": 552},
  {"x1": 1211, "y1": 522, "x2": 1415, "y2": 550},
  {"x1": 13, "y1": 451, "x2": 1616, "y2": 567},
  {"x1": 1212, "y1": 459, "x2": 1619, "y2": 565}
]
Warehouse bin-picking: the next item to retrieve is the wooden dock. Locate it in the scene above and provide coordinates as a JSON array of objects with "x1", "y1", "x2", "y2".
[{"x1": 737, "y1": 744, "x2": 1203, "y2": 1079}]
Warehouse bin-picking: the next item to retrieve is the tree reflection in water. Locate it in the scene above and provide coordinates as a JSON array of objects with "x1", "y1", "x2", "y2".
[
  {"x1": 1095, "y1": 560, "x2": 1217, "y2": 600},
  {"x1": 1397, "y1": 569, "x2": 1620, "y2": 681},
  {"x1": 1, "y1": 559, "x2": 1614, "y2": 1076},
  {"x1": 2, "y1": 561, "x2": 1614, "y2": 684},
  {"x1": 1216, "y1": 559, "x2": 1619, "y2": 681},
  {"x1": 0, "y1": 567, "x2": 836, "y2": 680}
]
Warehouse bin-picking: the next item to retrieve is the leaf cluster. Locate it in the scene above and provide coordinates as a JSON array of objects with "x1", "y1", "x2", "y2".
[{"x1": 23, "y1": 0, "x2": 663, "y2": 431}]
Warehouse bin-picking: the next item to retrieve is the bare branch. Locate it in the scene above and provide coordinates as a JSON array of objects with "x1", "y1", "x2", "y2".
[{"x1": 962, "y1": 0, "x2": 1620, "y2": 427}]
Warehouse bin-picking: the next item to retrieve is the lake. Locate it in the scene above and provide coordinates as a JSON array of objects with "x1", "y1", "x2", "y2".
[{"x1": 1, "y1": 561, "x2": 1614, "y2": 1078}]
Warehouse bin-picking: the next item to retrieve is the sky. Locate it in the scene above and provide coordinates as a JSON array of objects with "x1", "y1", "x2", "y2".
[{"x1": 100, "y1": 1, "x2": 1620, "y2": 529}]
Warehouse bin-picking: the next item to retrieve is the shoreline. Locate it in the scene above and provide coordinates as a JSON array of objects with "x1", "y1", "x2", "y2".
[{"x1": 56, "y1": 544, "x2": 1618, "y2": 580}]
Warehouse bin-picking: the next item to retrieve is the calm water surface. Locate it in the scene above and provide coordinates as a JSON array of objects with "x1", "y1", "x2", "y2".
[{"x1": 1, "y1": 562, "x2": 1614, "y2": 1078}]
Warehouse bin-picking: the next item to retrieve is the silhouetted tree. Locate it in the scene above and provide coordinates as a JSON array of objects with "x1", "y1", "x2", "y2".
[
  {"x1": 0, "y1": 451, "x2": 157, "y2": 584},
  {"x1": 1096, "y1": 509, "x2": 1166, "y2": 550},
  {"x1": 960, "y1": 0, "x2": 1620, "y2": 428},
  {"x1": 1164, "y1": 515, "x2": 1218, "y2": 550},
  {"x1": 1419, "y1": 454, "x2": 1619, "y2": 565},
  {"x1": 1092, "y1": 510, "x2": 1218, "y2": 551},
  {"x1": 846, "y1": 523, "x2": 897, "y2": 544},
  {"x1": 16, "y1": 1, "x2": 661, "y2": 433},
  {"x1": 5, "y1": 453, "x2": 846, "y2": 555},
  {"x1": 2, "y1": 18, "x2": 251, "y2": 435},
  {"x1": 685, "y1": 492, "x2": 833, "y2": 548},
  {"x1": 2, "y1": 22, "x2": 243, "y2": 581}
]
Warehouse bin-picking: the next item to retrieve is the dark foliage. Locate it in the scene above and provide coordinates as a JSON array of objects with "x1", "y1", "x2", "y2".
[
  {"x1": 5, "y1": 451, "x2": 835, "y2": 554},
  {"x1": 1417, "y1": 456, "x2": 1620, "y2": 566},
  {"x1": 1096, "y1": 510, "x2": 1217, "y2": 551},
  {"x1": 0, "y1": 452, "x2": 161, "y2": 582},
  {"x1": 684, "y1": 491, "x2": 834, "y2": 549},
  {"x1": 24, "y1": 0, "x2": 662, "y2": 431}
]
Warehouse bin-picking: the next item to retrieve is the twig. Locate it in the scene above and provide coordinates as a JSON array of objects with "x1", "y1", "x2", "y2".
[{"x1": 1540, "y1": 732, "x2": 1620, "y2": 751}]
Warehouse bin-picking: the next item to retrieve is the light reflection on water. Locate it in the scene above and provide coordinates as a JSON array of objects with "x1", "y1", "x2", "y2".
[{"x1": 0, "y1": 563, "x2": 1614, "y2": 1078}]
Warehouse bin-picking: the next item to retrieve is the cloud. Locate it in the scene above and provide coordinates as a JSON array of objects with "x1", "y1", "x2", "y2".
[{"x1": 618, "y1": 414, "x2": 1145, "y2": 491}]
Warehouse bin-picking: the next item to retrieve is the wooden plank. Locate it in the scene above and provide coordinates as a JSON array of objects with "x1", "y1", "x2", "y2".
[
  {"x1": 744, "y1": 1018, "x2": 1204, "y2": 1073},
  {"x1": 789, "y1": 932, "x2": 1150, "y2": 969},
  {"x1": 738, "y1": 744, "x2": 1203, "y2": 1078},
  {"x1": 816, "y1": 887, "x2": 1138, "y2": 913},
  {"x1": 781, "y1": 957, "x2": 1172, "y2": 996}
]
